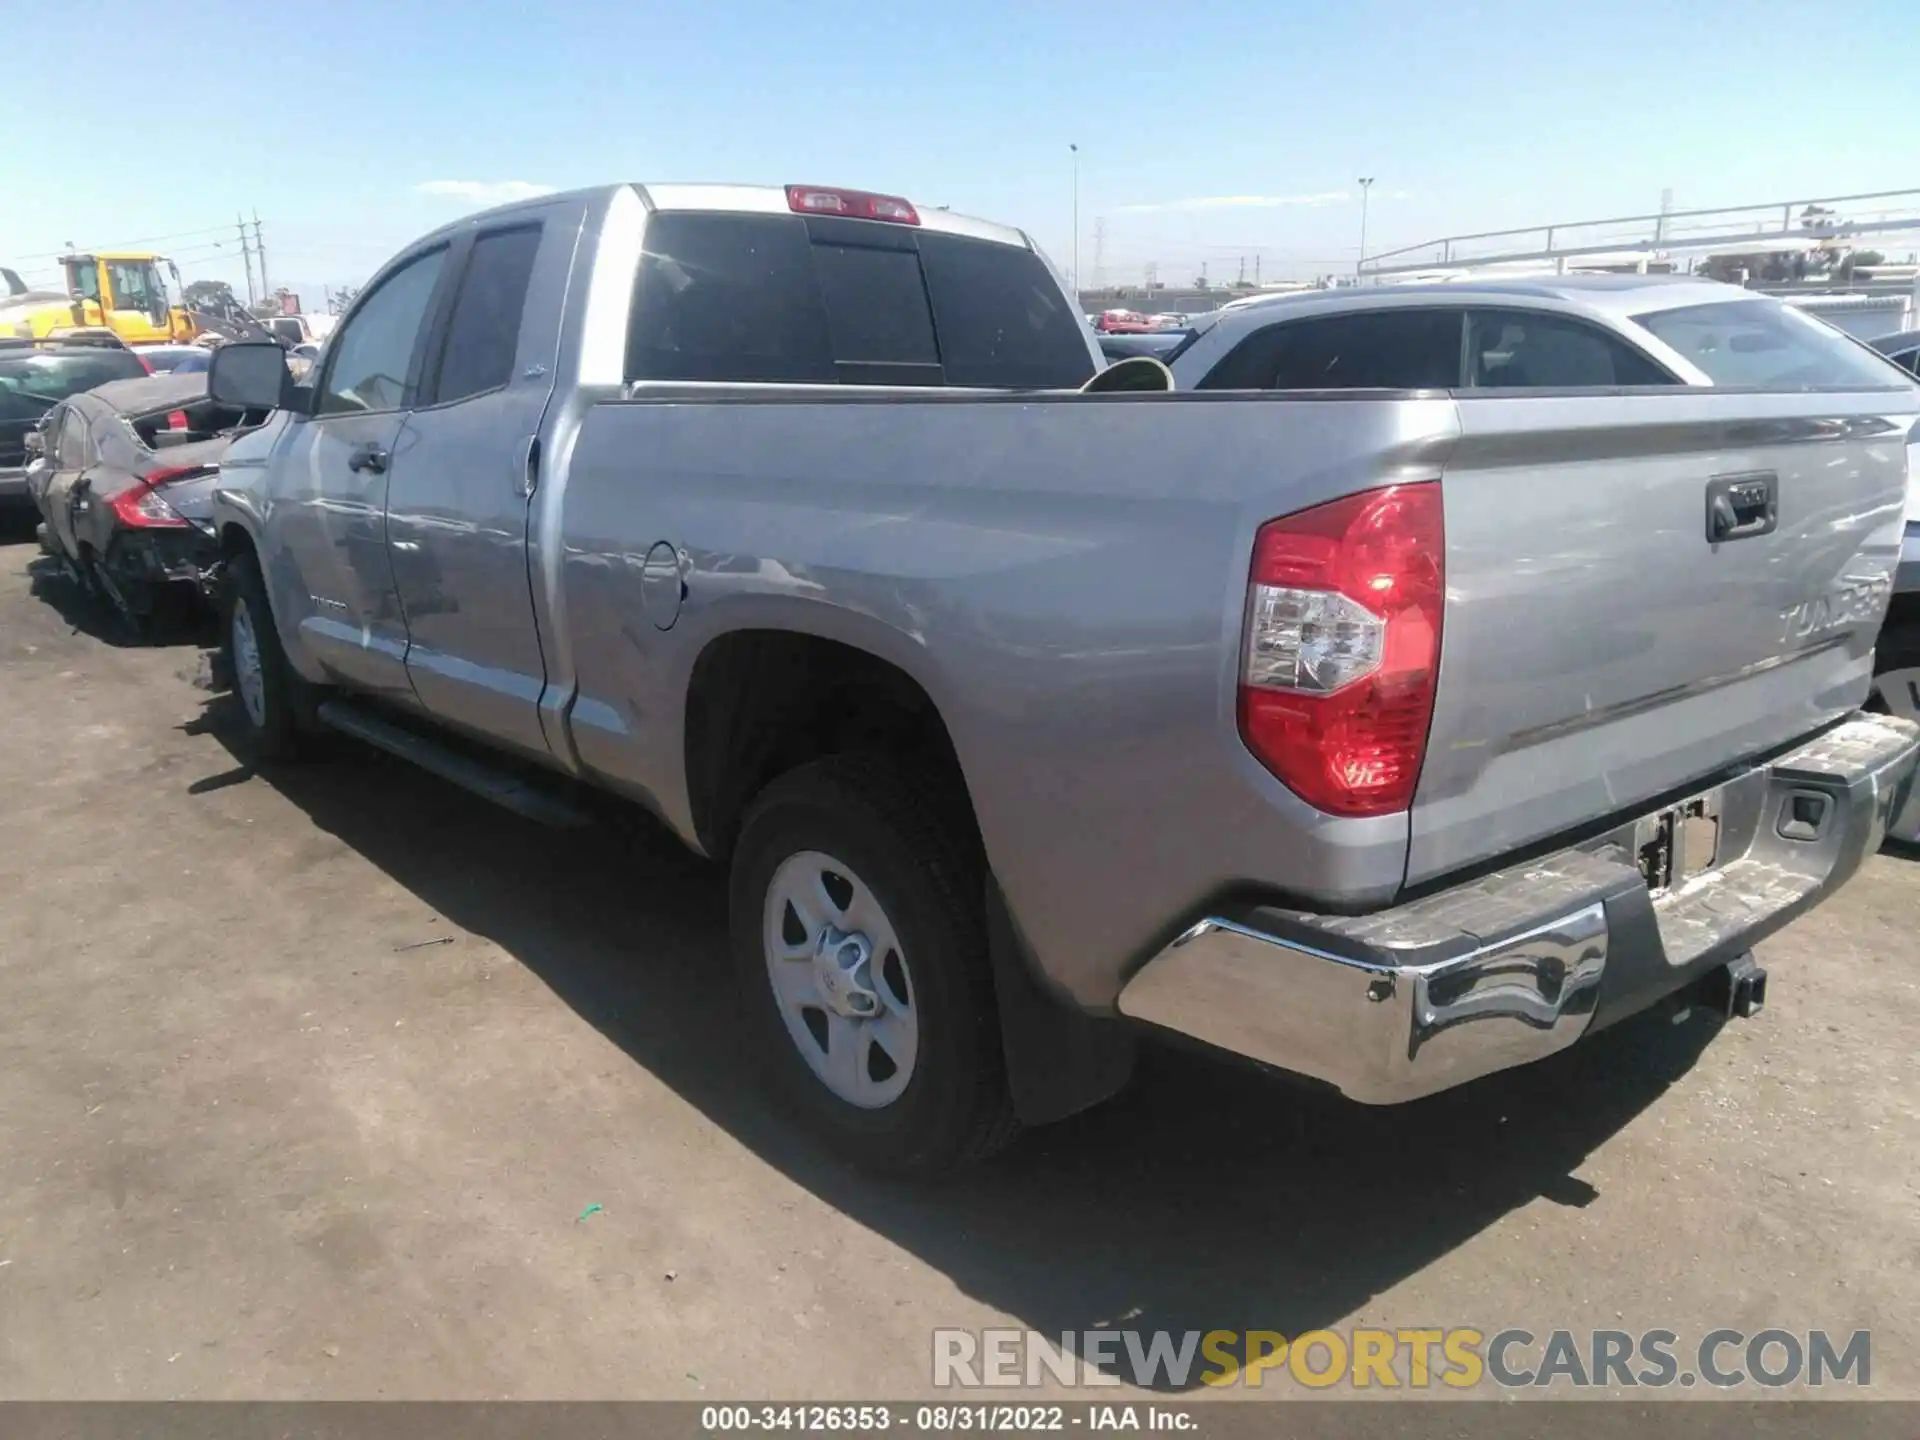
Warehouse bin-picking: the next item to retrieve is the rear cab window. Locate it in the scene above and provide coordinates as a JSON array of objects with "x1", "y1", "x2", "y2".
[
  {"x1": 1633, "y1": 299, "x2": 1908, "y2": 388},
  {"x1": 625, "y1": 211, "x2": 1095, "y2": 390}
]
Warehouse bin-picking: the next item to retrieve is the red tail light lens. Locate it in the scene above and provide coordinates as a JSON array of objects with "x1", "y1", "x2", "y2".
[
  {"x1": 167, "y1": 410, "x2": 189, "y2": 431},
  {"x1": 109, "y1": 465, "x2": 211, "y2": 529},
  {"x1": 1238, "y1": 482, "x2": 1444, "y2": 817},
  {"x1": 785, "y1": 185, "x2": 921, "y2": 226}
]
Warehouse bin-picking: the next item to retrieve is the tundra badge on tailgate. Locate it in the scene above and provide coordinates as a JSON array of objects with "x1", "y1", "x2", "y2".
[{"x1": 1781, "y1": 573, "x2": 1892, "y2": 646}]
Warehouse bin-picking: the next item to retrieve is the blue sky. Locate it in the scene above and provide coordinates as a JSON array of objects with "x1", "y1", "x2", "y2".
[{"x1": 6, "y1": 0, "x2": 1913, "y2": 303}]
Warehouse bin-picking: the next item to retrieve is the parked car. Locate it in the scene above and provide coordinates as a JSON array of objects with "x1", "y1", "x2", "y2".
[
  {"x1": 1096, "y1": 330, "x2": 1188, "y2": 364},
  {"x1": 204, "y1": 182, "x2": 1919, "y2": 1173},
  {"x1": 1868, "y1": 329, "x2": 1920, "y2": 378},
  {"x1": 1163, "y1": 278, "x2": 1920, "y2": 845},
  {"x1": 30, "y1": 372, "x2": 262, "y2": 632},
  {"x1": 0, "y1": 339, "x2": 150, "y2": 511},
  {"x1": 1095, "y1": 308, "x2": 1154, "y2": 333},
  {"x1": 136, "y1": 344, "x2": 213, "y2": 374}
]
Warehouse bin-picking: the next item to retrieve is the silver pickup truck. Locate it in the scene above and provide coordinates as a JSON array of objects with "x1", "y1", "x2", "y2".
[{"x1": 205, "y1": 182, "x2": 1920, "y2": 1172}]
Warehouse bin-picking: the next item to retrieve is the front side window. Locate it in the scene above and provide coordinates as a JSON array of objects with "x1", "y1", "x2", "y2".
[
  {"x1": 1634, "y1": 298, "x2": 1907, "y2": 388},
  {"x1": 432, "y1": 226, "x2": 544, "y2": 404},
  {"x1": 315, "y1": 247, "x2": 447, "y2": 416},
  {"x1": 1197, "y1": 309, "x2": 1464, "y2": 390},
  {"x1": 107, "y1": 261, "x2": 158, "y2": 313},
  {"x1": 1467, "y1": 309, "x2": 1676, "y2": 387}
]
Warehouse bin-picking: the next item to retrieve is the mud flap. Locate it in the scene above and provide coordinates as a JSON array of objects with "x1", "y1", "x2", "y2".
[{"x1": 984, "y1": 876, "x2": 1135, "y2": 1126}]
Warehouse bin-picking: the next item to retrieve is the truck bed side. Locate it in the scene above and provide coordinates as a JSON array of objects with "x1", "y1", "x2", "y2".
[{"x1": 546, "y1": 390, "x2": 1459, "y2": 1008}]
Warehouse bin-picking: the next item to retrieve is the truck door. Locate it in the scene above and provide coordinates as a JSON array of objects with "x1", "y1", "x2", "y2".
[
  {"x1": 264, "y1": 243, "x2": 452, "y2": 702},
  {"x1": 385, "y1": 206, "x2": 574, "y2": 759}
]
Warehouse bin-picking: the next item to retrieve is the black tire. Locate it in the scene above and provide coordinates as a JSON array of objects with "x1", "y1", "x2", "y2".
[
  {"x1": 1870, "y1": 623, "x2": 1920, "y2": 716},
  {"x1": 222, "y1": 548, "x2": 309, "y2": 760},
  {"x1": 729, "y1": 755, "x2": 1020, "y2": 1173}
]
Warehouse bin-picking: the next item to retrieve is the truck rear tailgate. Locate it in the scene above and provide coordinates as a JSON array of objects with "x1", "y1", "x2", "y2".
[{"x1": 1410, "y1": 387, "x2": 1916, "y2": 886}]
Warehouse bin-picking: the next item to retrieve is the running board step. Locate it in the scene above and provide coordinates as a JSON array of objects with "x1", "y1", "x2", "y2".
[{"x1": 315, "y1": 701, "x2": 592, "y2": 828}]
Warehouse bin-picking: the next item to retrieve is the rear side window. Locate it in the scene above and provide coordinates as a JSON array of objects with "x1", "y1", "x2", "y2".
[
  {"x1": 1634, "y1": 299, "x2": 1906, "y2": 388},
  {"x1": 625, "y1": 212, "x2": 1095, "y2": 389},
  {"x1": 917, "y1": 232, "x2": 1095, "y2": 388},
  {"x1": 1467, "y1": 309, "x2": 1675, "y2": 387},
  {"x1": 0, "y1": 351, "x2": 145, "y2": 416},
  {"x1": 432, "y1": 226, "x2": 544, "y2": 404},
  {"x1": 57, "y1": 403, "x2": 93, "y2": 467},
  {"x1": 1197, "y1": 309, "x2": 1463, "y2": 390},
  {"x1": 628, "y1": 214, "x2": 834, "y2": 384}
]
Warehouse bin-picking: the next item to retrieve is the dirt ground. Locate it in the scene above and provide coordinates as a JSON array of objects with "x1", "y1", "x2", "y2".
[{"x1": 0, "y1": 524, "x2": 1915, "y2": 1403}]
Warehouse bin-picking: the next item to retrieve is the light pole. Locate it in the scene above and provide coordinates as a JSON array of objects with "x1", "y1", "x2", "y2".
[
  {"x1": 1356, "y1": 176, "x2": 1375, "y2": 279},
  {"x1": 1070, "y1": 143, "x2": 1081, "y2": 298}
]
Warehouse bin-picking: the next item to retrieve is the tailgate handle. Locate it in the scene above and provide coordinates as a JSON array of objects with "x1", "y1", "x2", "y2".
[{"x1": 1706, "y1": 472, "x2": 1777, "y2": 544}]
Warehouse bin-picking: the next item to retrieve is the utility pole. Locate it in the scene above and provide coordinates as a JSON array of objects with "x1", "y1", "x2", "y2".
[
  {"x1": 1069, "y1": 143, "x2": 1080, "y2": 297},
  {"x1": 252, "y1": 212, "x2": 271, "y2": 304},
  {"x1": 236, "y1": 214, "x2": 256, "y2": 304},
  {"x1": 1092, "y1": 216, "x2": 1107, "y2": 289},
  {"x1": 1357, "y1": 177, "x2": 1375, "y2": 277},
  {"x1": 1237, "y1": 255, "x2": 1246, "y2": 285},
  {"x1": 1255, "y1": 254, "x2": 1262, "y2": 286}
]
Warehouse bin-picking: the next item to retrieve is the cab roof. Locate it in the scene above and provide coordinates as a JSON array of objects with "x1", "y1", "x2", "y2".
[{"x1": 416, "y1": 182, "x2": 1036, "y2": 253}]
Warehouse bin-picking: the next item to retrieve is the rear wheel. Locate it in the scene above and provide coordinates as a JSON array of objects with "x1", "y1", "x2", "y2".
[
  {"x1": 223, "y1": 549, "x2": 307, "y2": 760},
  {"x1": 729, "y1": 755, "x2": 1019, "y2": 1173}
]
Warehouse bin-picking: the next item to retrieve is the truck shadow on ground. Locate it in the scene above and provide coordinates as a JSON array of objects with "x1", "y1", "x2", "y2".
[{"x1": 191, "y1": 696, "x2": 1722, "y2": 1393}]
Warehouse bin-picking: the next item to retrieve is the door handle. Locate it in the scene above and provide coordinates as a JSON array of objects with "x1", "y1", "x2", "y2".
[
  {"x1": 1705, "y1": 472, "x2": 1777, "y2": 544},
  {"x1": 347, "y1": 445, "x2": 389, "y2": 475}
]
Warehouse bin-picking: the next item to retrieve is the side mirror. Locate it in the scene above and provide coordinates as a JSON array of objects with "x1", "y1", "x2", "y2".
[{"x1": 209, "y1": 341, "x2": 297, "y2": 412}]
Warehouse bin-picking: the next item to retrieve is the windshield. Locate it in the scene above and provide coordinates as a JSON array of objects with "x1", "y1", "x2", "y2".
[
  {"x1": 1633, "y1": 298, "x2": 1907, "y2": 388},
  {"x1": 0, "y1": 351, "x2": 144, "y2": 421}
]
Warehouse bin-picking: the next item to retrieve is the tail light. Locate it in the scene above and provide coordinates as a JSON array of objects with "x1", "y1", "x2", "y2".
[
  {"x1": 786, "y1": 185, "x2": 920, "y2": 226},
  {"x1": 109, "y1": 464, "x2": 212, "y2": 530},
  {"x1": 136, "y1": 353, "x2": 154, "y2": 374},
  {"x1": 167, "y1": 410, "x2": 189, "y2": 431},
  {"x1": 1238, "y1": 482, "x2": 1444, "y2": 817}
]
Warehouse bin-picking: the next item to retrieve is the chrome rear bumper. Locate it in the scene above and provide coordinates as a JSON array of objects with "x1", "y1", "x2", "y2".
[{"x1": 1118, "y1": 711, "x2": 1919, "y2": 1104}]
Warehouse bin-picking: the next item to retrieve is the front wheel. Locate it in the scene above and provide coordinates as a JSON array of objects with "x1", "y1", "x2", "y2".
[
  {"x1": 223, "y1": 550, "x2": 308, "y2": 760},
  {"x1": 729, "y1": 756, "x2": 1019, "y2": 1173}
]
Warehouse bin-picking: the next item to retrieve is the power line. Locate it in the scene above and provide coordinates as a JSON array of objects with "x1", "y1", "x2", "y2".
[{"x1": 11, "y1": 222, "x2": 237, "y2": 262}]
